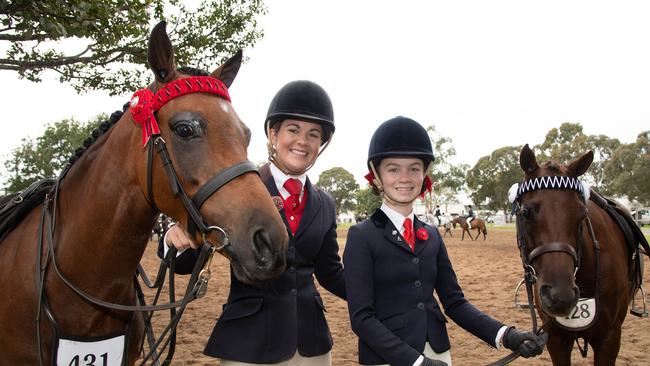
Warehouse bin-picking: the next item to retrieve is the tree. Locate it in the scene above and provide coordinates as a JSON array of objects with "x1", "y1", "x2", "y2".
[
  {"x1": 354, "y1": 186, "x2": 381, "y2": 218},
  {"x1": 316, "y1": 167, "x2": 359, "y2": 216},
  {"x1": 2, "y1": 115, "x2": 102, "y2": 193},
  {"x1": 603, "y1": 131, "x2": 650, "y2": 205},
  {"x1": 466, "y1": 145, "x2": 522, "y2": 217},
  {"x1": 1, "y1": 0, "x2": 266, "y2": 95},
  {"x1": 535, "y1": 122, "x2": 620, "y2": 191},
  {"x1": 426, "y1": 125, "x2": 468, "y2": 208}
]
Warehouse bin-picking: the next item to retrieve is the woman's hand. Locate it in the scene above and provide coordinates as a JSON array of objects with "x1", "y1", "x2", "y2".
[{"x1": 164, "y1": 224, "x2": 199, "y2": 251}]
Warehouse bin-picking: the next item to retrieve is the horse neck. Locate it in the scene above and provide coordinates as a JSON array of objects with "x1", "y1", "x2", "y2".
[{"x1": 52, "y1": 124, "x2": 154, "y2": 286}]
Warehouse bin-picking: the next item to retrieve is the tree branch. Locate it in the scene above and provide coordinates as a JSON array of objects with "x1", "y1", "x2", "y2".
[
  {"x1": 0, "y1": 65, "x2": 21, "y2": 71},
  {"x1": 0, "y1": 33, "x2": 51, "y2": 41},
  {"x1": 0, "y1": 44, "x2": 139, "y2": 68}
]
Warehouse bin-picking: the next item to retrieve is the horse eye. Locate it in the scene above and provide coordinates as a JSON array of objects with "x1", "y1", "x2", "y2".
[
  {"x1": 173, "y1": 122, "x2": 196, "y2": 139},
  {"x1": 521, "y1": 206, "x2": 533, "y2": 220}
]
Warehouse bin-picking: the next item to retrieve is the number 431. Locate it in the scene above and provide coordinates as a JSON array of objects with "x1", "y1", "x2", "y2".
[{"x1": 68, "y1": 353, "x2": 108, "y2": 366}]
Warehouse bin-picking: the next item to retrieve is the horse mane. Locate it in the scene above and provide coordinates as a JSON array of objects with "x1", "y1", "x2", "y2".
[{"x1": 63, "y1": 66, "x2": 210, "y2": 174}]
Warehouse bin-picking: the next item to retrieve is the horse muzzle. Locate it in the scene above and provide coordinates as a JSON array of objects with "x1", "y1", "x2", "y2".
[
  {"x1": 226, "y1": 223, "x2": 288, "y2": 284},
  {"x1": 539, "y1": 283, "x2": 580, "y2": 317}
]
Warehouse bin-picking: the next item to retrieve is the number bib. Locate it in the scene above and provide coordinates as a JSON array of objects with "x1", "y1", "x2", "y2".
[
  {"x1": 55, "y1": 333, "x2": 126, "y2": 366},
  {"x1": 554, "y1": 297, "x2": 597, "y2": 331}
]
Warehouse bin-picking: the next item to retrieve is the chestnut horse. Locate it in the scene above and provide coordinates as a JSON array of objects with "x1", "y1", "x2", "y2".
[
  {"x1": 511, "y1": 144, "x2": 649, "y2": 365},
  {"x1": 451, "y1": 216, "x2": 487, "y2": 241},
  {"x1": 0, "y1": 22, "x2": 288, "y2": 365}
]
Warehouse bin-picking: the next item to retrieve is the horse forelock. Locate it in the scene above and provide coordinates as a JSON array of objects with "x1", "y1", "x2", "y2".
[{"x1": 542, "y1": 160, "x2": 569, "y2": 175}]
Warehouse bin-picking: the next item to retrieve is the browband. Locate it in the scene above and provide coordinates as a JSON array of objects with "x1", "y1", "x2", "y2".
[
  {"x1": 509, "y1": 176, "x2": 590, "y2": 203},
  {"x1": 130, "y1": 76, "x2": 231, "y2": 145}
]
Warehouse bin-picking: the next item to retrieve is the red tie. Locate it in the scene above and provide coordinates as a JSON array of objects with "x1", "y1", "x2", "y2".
[
  {"x1": 283, "y1": 178, "x2": 302, "y2": 209},
  {"x1": 403, "y1": 217, "x2": 415, "y2": 251}
]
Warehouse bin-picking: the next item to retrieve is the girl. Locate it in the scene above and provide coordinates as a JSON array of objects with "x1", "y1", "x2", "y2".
[{"x1": 343, "y1": 116, "x2": 546, "y2": 366}]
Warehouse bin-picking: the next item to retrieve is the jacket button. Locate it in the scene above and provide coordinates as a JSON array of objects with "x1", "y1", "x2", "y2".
[
  {"x1": 290, "y1": 289, "x2": 297, "y2": 296},
  {"x1": 289, "y1": 266, "x2": 296, "y2": 273},
  {"x1": 414, "y1": 280, "x2": 422, "y2": 288},
  {"x1": 412, "y1": 258, "x2": 419, "y2": 264},
  {"x1": 417, "y1": 302, "x2": 425, "y2": 310},
  {"x1": 287, "y1": 246, "x2": 295, "y2": 253}
]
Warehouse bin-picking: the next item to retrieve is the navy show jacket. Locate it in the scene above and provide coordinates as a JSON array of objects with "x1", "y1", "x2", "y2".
[{"x1": 343, "y1": 209, "x2": 503, "y2": 366}]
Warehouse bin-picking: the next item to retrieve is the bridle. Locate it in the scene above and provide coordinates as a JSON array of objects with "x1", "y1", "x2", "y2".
[
  {"x1": 514, "y1": 175, "x2": 592, "y2": 278},
  {"x1": 35, "y1": 75, "x2": 258, "y2": 365},
  {"x1": 487, "y1": 175, "x2": 599, "y2": 365},
  {"x1": 512, "y1": 175, "x2": 600, "y2": 305},
  {"x1": 134, "y1": 75, "x2": 258, "y2": 254}
]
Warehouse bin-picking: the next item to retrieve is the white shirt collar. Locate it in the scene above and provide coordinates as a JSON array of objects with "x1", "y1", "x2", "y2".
[
  {"x1": 269, "y1": 162, "x2": 307, "y2": 200},
  {"x1": 380, "y1": 202, "x2": 414, "y2": 234}
]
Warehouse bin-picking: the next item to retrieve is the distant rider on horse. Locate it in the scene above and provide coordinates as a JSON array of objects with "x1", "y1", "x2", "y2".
[
  {"x1": 466, "y1": 205, "x2": 475, "y2": 227},
  {"x1": 434, "y1": 205, "x2": 441, "y2": 227}
]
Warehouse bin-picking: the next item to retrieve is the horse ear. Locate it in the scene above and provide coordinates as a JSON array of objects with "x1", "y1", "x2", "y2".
[
  {"x1": 567, "y1": 150, "x2": 594, "y2": 177},
  {"x1": 211, "y1": 49, "x2": 242, "y2": 88},
  {"x1": 520, "y1": 144, "x2": 540, "y2": 174},
  {"x1": 148, "y1": 21, "x2": 176, "y2": 83}
]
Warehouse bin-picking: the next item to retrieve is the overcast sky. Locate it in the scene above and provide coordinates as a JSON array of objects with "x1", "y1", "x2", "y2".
[{"x1": 2, "y1": 1, "x2": 649, "y2": 185}]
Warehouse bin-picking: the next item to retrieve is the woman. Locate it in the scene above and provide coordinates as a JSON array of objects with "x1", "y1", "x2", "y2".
[
  {"x1": 161, "y1": 80, "x2": 346, "y2": 365},
  {"x1": 343, "y1": 116, "x2": 547, "y2": 366}
]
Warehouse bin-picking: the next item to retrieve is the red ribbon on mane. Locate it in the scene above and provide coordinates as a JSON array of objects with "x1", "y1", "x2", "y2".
[{"x1": 130, "y1": 76, "x2": 231, "y2": 146}]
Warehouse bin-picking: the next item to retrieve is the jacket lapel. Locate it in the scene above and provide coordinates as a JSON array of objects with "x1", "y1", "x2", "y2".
[
  {"x1": 371, "y1": 209, "x2": 414, "y2": 254},
  {"x1": 259, "y1": 164, "x2": 291, "y2": 231},
  {"x1": 294, "y1": 177, "x2": 320, "y2": 240}
]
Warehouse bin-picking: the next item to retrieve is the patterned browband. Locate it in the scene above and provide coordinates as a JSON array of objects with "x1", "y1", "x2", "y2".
[
  {"x1": 508, "y1": 176, "x2": 591, "y2": 203},
  {"x1": 130, "y1": 76, "x2": 231, "y2": 146}
]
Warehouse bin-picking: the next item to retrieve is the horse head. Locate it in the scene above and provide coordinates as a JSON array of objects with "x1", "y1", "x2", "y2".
[
  {"x1": 516, "y1": 144, "x2": 593, "y2": 317},
  {"x1": 136, "y1": 22, "x2": 288, "y2": 283}
]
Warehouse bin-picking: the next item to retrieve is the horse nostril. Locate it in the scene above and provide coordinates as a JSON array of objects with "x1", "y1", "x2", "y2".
[
  {"x1": 253, "y1": 228, "x2": 287, "y2": 273},
  {"x1": 540, "y1": 284, "x2": 552, "y2": 303},
  {"x1": 252, "y1": 228, "x2": 272, "y2": 266}
]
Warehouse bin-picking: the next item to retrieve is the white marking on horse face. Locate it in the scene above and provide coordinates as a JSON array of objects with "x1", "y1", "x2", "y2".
[{"x1": 217, "y1": 99, "x2": 231, "y2": 114}]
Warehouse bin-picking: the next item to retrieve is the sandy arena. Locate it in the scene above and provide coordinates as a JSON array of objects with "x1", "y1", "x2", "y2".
[{"x1": 139, "y1": 227, "x2": 650, "y2": 365}]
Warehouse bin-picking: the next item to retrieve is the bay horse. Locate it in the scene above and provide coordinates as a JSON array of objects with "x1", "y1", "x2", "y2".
[
  {"x1": 451, "y1": 216, "x2": 487, "y2": 241},
  {"x1": 511, "y1": 144, "x2": 649, "y2": 365},
  {"x1": 0, "y1": 22, "x2": 288, "y2": 365}
]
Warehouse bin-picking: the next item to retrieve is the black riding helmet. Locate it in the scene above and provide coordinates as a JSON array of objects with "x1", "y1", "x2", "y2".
[
  {"x1": 264, "y1": 80, "x2": 335, "y2": 145},
  {"x1": 368, "y1": 116, "x2": 435, "y2": 166},
  {"x1": 367, "y1": 116, "x2": 435, "y2": 195}
]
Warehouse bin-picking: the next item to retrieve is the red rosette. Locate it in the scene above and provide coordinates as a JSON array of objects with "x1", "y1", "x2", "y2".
[
  {"x1": 416, "y1": 227, "x2": 429, "y2": 241},
  {"x1": 130, "y1": 88, "x2": 160, "y2": 146}
]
